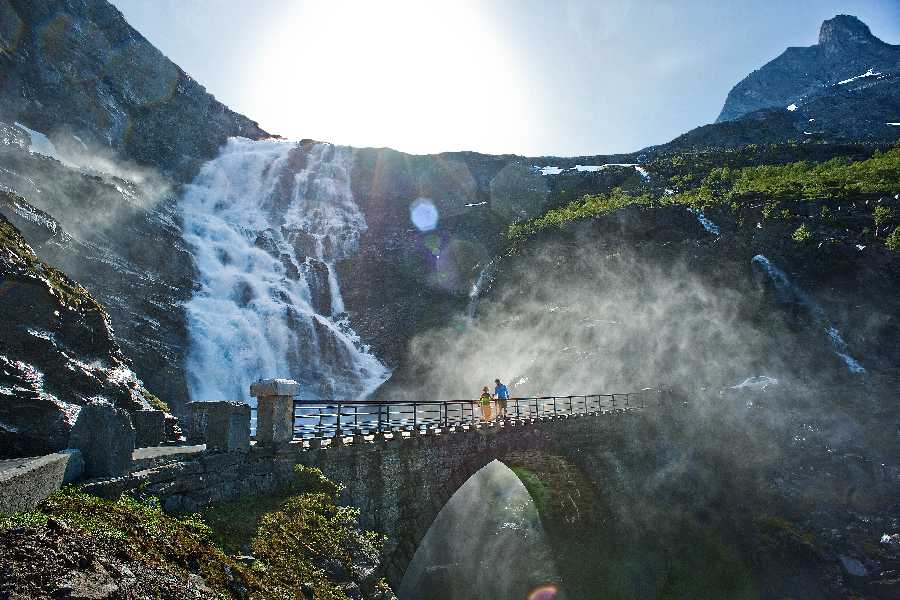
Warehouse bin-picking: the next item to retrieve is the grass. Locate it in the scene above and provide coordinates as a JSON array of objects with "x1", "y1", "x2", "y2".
[
  {"x1": 507, "y1": 187, "x2": 651, "y2": 250},
  {"x1": 1, "y1": 210, "x2": 107, "y2": 316},
  {"x1": 505, "y1": 144, "x2": 900, "y2": 251},
  {"x1": 1, "y1": 466, "x2": 388, "y2": 600},
  {"x1": 140, "y1": 387, "x2": 171, "y2": 413}
]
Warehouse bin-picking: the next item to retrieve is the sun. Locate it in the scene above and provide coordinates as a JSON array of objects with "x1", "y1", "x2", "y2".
[{"x1": 242, "y1": 1, "x2": 533, "y2": 155}]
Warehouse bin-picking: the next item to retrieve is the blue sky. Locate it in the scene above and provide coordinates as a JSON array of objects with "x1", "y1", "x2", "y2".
[{"x1": 111, "y1": 0, "x2": 900, "y2": 157}]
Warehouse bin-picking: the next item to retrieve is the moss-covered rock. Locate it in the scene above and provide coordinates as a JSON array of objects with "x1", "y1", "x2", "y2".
[{"x1": 0, "y1": 205, "x2": 150, "y2": 458}]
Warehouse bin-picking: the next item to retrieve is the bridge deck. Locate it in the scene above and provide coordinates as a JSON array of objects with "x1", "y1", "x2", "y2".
[{"x1": 274, "y1": 392, "x2": 651, "y2": 441}]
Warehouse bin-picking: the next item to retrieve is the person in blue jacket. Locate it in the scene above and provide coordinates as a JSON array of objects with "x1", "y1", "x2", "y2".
[{"x1": 494, "y1": 379, "x2": 510, "y2": 419}]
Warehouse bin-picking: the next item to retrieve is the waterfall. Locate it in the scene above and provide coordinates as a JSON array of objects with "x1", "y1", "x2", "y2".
[
  {"x1": 751, "y1": 255, "x2": 865, "y2": 374},
  {"x1": 687, "y1": 208, "x2": 721, "y2": 236},
  {"x1": 180, "y1": 137, "x2": 391, "y2": 401},
  {"x1": 467, "y1": 260, "x2": 496, "y2": 320}
]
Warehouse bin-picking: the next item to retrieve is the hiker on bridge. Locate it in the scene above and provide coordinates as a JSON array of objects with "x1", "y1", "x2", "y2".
[
  {"x1": 494, "y1": 379, "x2": 509, "y2": 419},
  {"x1": 478, "y1": 386, "x2": 493, "y2": 421}
]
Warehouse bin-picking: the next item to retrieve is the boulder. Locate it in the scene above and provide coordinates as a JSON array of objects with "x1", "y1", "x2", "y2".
[{"x1": 68, "y1": 401, "x2": 136, "y2": 478}]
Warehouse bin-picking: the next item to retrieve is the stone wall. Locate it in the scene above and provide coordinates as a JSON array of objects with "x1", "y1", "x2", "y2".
[
  {"x1": 80, "y1": 409, "x2": 662, "y2": 585},
  {"x1": 0, "y1": 450, "x2": 83, "y2": 516}
]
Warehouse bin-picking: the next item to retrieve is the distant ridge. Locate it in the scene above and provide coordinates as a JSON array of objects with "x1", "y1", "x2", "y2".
[{"x1": 717, "y1": 15, "x2": 900, "y2": 123}]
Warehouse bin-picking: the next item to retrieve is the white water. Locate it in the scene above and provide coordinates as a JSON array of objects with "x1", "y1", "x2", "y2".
[
  {"x1": 467, "y1": 260, "x2": 496, "y2": 320},
  {"x1": 181, "y1": 137, "x2": 390, "y2": 401},
  {"x1": 687, "y1": 208, "x2": 721, "y2": 236},
  {"x1": 751, "y1": 255, "x2": 865, "y2": 374}
]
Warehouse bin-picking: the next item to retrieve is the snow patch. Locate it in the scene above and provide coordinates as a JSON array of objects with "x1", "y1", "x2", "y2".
[
  {"x1": 887, "y1": 123, "x2": 900, "y2": 126},
  {"x1": 731, "y1": 376, "x2": 778, "y2": 390},
  {"x1": 787, "y1": 104, "x2": 798, "y2": 112},
  {"x1": 837, "y1": 68, "x2": 881, "y2": 85},
  {"x1": 536, "y1": 166, "x2": 564, "y2": 176},
  {"x1": 535, "y1": 163, "x2": 649, "y2": 181},
  {"x1": 14, "y1": 122, "x2": 75, "y2": 167},
  {"x1": 464, "y1": 201, "x2": 487, "y2": 207}
]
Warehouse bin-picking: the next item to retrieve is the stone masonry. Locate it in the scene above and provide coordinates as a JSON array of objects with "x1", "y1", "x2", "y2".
[{"x1": 82, "y1": 406, "x2": 663, "y2": 586}]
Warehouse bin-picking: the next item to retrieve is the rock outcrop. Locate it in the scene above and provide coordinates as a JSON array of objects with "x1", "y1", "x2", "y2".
[
  {"x1": 0, "y1": 207, "x2": 151, "y2": 458},
  {"x1": 717, "y1": 15, "x2": 900, "y2": 123},
  {"x1": 0, "y1": 0, "x2": 268, "y2": 179},
  {"x1": 0, "y1": 134, "x2": 194, "y2": 417}
]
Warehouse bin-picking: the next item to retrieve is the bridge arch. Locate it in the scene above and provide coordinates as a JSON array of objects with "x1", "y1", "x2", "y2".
[{"x1": 294, "y1": 410, "x2": 647, "y2": 586}]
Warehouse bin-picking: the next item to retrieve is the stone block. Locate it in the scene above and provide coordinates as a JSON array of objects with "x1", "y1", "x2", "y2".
[
  {"x1": 255, "y1": 395, "x2": 295, "y2": 446},
  {"x1": 132, "y1": 410, "x2": 166, "y2": 448},
  {"x1": 250, "y1": 378, "x2": 301, "y2": 397},
  {"x1": 0, "y1": 449, "x2": 83, "y2": 516},
  {"x1": 187, "y1": 401, "x2": 250, "y2": 452},
  {"x1": 69, "y1": 401, "x2": 135, "y2": 478}
]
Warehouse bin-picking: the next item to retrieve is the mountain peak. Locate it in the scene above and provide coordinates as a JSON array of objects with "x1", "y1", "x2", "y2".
[{"x1": 818, "y1": 15, "x2": 878, "y2": 47}]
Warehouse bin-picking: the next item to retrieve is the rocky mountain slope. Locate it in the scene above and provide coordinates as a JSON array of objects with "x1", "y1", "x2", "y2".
[
  {"x1": 0, "y1": 199, "x2": 152, "y2": 457},
  {"x1": 654, "y1": 15, "x2": 900, "y2": 152},
  {"x1": 718, "y1": 15, "x2": 900, "y2": 122},
  {"x1": 0, "y1": 0, "x2": 268, "y2": 179},
  {"x1": 0, "y1": 121, "x2": 194, "y2": 415},
  {"x1": 0, "y1": 1, "x2": 897, "y2": 458}
]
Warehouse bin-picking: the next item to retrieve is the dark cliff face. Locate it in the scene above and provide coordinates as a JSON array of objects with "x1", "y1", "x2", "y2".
[
  {"x1": 0, "y1": 121, "x2": 194, "y2": 417},
  {"x1": 339, "y1": 147, "x2": 646, "y2": 367},
  {"x1": 717, "y1": 15, "x2": 900, "y2": 123},
  {"x1": 0, "y1": 0, "x2": 268, "y2": 180},
  {"x1": 0, "y1": 201, "x2": 150, "y2": 458}
]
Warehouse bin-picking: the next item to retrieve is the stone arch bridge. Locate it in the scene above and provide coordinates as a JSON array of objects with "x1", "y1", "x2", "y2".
[{"x1": 85, "y1": 380, "x2": 670, "y2": 586}]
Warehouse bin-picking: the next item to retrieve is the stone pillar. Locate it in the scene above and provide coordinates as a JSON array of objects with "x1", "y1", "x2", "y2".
[
  {"x1": 187, "y1": 401, "x2": 250, "y2": 452},
  {"x1": 250, "y1": 378, "x2": 299, "y2": 446},
  {"x1": 68, "y1": 401, "x2": 135, "y2": 478},
  {"x1": 132, "y1": 410, "x2": 166, "y2": 448}
]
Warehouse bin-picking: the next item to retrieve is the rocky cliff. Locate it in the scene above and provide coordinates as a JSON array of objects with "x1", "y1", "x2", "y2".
[
  {"x1": 0, "y1": 3, "x2": 897, "y2": 457},
  {"x1": 0, "y1": 200, "x2": 152, "y2": 457},
  {"x1": 0, "y1": 0, "x2": 268, "y2": 179},
  {"x1": 0, "y1": 121, "x2": 194, "y2": 416},
  {"x1": 718, "y1": 15, "x2": 900, "y2": 123}
]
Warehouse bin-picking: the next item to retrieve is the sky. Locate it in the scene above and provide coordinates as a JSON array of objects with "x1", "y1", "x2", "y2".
[{"x1": 111, "y1": 0, "x2": 900, "y2": 157}]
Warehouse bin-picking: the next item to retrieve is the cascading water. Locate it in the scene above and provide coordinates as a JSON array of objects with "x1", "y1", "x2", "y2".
[
  {"x1": 467, "y1": 260, "x2": 497, "y2": 320},
  {"x1": 180, "y1": 137, "x2": 390, "y2": 402},
  {"x1": 751, "y1": 254, "x2": 865, "y2": 374}
]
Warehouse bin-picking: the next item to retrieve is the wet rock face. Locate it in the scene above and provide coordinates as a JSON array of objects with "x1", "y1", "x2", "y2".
[
  {"x1": 0, "y1": 0, "x2": 268, "y2": 179},
  {"x1": 0, "y1": 147, "x2": 194, "y2": 419},
  {"x1": 0, "y1": 210, "x2": 148, "y2": 459}
]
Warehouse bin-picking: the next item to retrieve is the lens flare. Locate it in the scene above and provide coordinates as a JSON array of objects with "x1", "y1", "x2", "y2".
[
  {"x1": 410, "y1": 198, "x2": 439, "y2": 232},
  {"x1": 527, "y1": 584, "x2": 559, "y2": 600}
]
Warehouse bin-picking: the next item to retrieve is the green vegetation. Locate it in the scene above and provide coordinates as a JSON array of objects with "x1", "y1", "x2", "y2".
[
  {"x1": 507, "y1": 145, "x2": 900, "y2": 250},
  {"x1": 886, "y1": 226, "x2": 900, "y2": 252},
  {"x1": 1, "y1": 212, "x2": 107, "y2": 315},
  {"x1": 1, "y1": 486, "x2": 245, "y2": 592},
  {"x1": 665, "y1": 147, "x2": 900, "y2": 208},
  {"x1": 508, "y1": 466, "x2": 548, "y2": 516},
  {"x1": 140, "y1": 387, "x2": 170, "y2": 413},
  {"x1": 507, "y1": 187, "x2": 650, "y2": 247},
  {"x1": 2, "y1": 466, "x2": 387, "y2": 600},
  {"x1": 791, "y1": 224, "x2": 812, "y2": 243}
]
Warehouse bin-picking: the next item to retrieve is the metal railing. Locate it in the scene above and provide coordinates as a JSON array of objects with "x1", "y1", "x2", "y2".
[{"x1": 281, "y1": 393, "x2": 647, "y2": 440}]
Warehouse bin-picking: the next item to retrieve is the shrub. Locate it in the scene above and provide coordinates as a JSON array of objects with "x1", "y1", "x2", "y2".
[
  {"x1": 507, "y1": 187, "x2": 651, "y2": 247},
  {"x1": 792, "y1": 224, "x2": 812, "y2": 243},
  {"x1": 886, "y1": 226, "x2": 900, "y2": 252}
]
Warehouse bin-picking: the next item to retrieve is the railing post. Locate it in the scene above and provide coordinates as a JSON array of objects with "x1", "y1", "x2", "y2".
[
  {"x1": 378, "y1": 403, "x2": 383, "y2": 432},
  {"x1": 335, "y1": 403, "x2": 343, "y2": 439},
  {"x1": 552, "y1": 396, "x2": 558, "y2": 417},
  {"x1": 250, "y1": 379, "x2": 299, "y2": 446}
]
